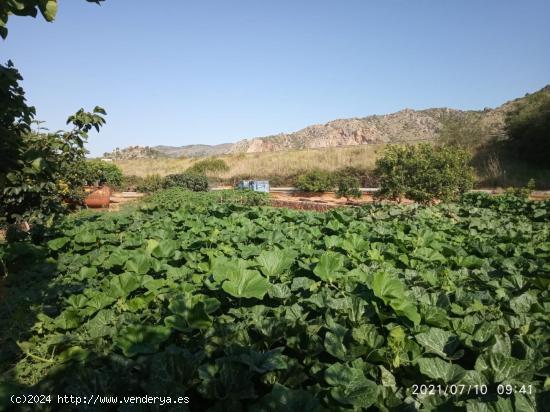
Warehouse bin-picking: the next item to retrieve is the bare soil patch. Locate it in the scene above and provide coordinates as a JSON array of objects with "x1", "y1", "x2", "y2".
[{"x1": 270, "y1": 191, "x2": 414, "y2": 209}]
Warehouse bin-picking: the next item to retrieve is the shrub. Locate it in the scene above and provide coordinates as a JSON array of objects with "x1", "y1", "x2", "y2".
[
  {"x1": 439, "y1": 112, "x2": 491, "y2": 150},
  {"x1": 505, "y1": 87, "x2": 550, "y2": 166},
  {"x1": 336, "y1": 175, "x2": 362, "y2": 199},
  {"x1": 374, "y1": 143, "x2": 475, "y2": 203},
  {"x1": 295, "y1": 170, "x2": 335, "y2": 192},
  {"x1": 136, "y1": 175, "x2": 165, "y2": 193},
  {"x1": 333, "y1": 166, "x2": 378, "y2": 187},
  {"x1": 504, "y1": 178, "x2": 536, "y2": 199},
  {"x1": 164, "y1": 173, "x2": 208, "y2": 192},
  {"x1": 120, "y1": 175, "x2": 143, "y2": 191},
  {"x1": 83, "y1": 159, "x2": 123, "y2": 187},
  {"x1": 186, "y1": 158, "x2": 229, "y2": 175}
]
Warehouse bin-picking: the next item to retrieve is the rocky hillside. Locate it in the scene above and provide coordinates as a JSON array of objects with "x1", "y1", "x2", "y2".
[
  {"x1": 103, "y1": 146, "x2": 166, "y2": 160},
  {"x1": 153, "y1": 144, "x2": 233, "y2": 158},
  {"x1": 229, "y1": 108, "x2": 488, "y2": 153},
  {"x1": 107, "y1": 86, "x2": 548, "y2": 157}
]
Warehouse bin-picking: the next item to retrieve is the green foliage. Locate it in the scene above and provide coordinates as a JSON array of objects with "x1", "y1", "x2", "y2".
[
  {"x1": 335, "y1": 175, "x2": 362, "y2": 199},
  {"x1": 0, "y1": 61, "x2": 36, "y2": 183},
  {"x1": 1, "y1": 1, "x2": 107, "y2": 229},
  {"x1": 505, "y1": 87, "x2": 550, "y2": 166},
  {"x1": 439, "y1": 112, "x2": 492, "y2": 150},
  {"x1": 82, "y1": 159, "x2": 123, "y2": 186},
  {"x1": 1, "y1": 192, "x2": 548, "y2": 409},
  {"x1": 504, "y1": 178, "x2": 536, "y2": 199},
  {"x1": 119, "y1": 174, "x2": 142, "y2": 191},
  {"x1": 186, "y1": 158, "x2": 229, "y2": 175},
  {"x1": 164, "y1": 172, "x2": 208, "y2": 192},
  {"x1": 146, "y1": 187, "x2": 269, "y2": 208},
  {"x1": 135, "y1": 174, "x2": 165, "y2": 193},
  {"x1": 374, "y1": 143, "x2": 475, "y2": 203},
  {"x1": 333, "y1": 166, "x2": 377, "y2": 187},
  {"x1": 0, "y1": 0, "x2": 104, "y2": 39},
  {"x1": 1, "y1": 107, "x2": 107, "y2": 227},
  {"x1": 295, "y1": 169, "x2": 335, "y2": 192}
]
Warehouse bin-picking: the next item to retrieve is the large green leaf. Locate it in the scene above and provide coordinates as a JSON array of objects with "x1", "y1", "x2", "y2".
[
  {"x1": 54, "y1": 308, "x2": 82, "y2": 330},
  {"x1": 415, "y1": 327, "x2": 462, "y2": 360},
  {"x1": 313, "y1": 252, "x2": 344, "y2": 282},
  {"x1": 235, "y1": 348, "x2": 288, "y2": 373},
  {"x1": 211, "y1": 256, "x2": 249, "y2": 282},
  {"x1": 167, "y1": 294, "x2": 220, "y2": 329},
  {"x1": 116, "y1": 325, "x2": 171, "y2": 357},
  {"x1": 222, "y1": 269, "x2": 270, "y2": 299},
  {"x1": 474, "y1": 352, "x2": 531, "y2": 382},
  {"x1": 417, "y1": 357, "x2": 466, "y2": 383},
  {"x1": 85, "y1": 309, "x2": 115, "y2": 338},
  {"x1": 151, "y1": 239, "x2": 179, "y2": 258},
  {"x1": 256, "y1": 249, "x2": 295, "y2": 277},
  {"x1": 325, "y1": 363, "x2": 378, "y2": 408},
  {"x1": 371, "y1": 271, "x2": 421, "y2": 325},
  {"x1": 74, "y1": 231, "x2": 97, "y2": 244},
  {"x1": 124, "y1": 254, "x2": 152, "y2": 275},
  {"x1": 47, "y1": 237, "x2": 69, "y2": 251},
  {"x1": 108, "y1": 272, "x2": 142, "y2": 299}
]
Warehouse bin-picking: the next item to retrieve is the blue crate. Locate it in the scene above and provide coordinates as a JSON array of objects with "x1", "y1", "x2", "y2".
[{"x1": 237, "y1": 180, "x2": 270, "y2": 193}]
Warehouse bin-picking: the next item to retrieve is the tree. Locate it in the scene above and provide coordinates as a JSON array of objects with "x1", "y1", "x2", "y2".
[
  {"x1": 1, "y1": 0, "x2": 107, "y2": 232},
  {"x1": 335, "y1": 175, "x2": 362, "y2": 199},
  {"x1": 0, "y1": 61, "x2": 35, "y2": 183},
  {"x1": 0, "y1": 0, "x2": 104, "y2": 39},
  {"x1": 82, "y1": 159, "x2": 123, "y2": 186},
  {"x1": 374, "y1": 143, "x2": 475, "y2": 204},
  {"x1": 505, "y1": 86, "x2": 550, "y2": 166},
  {"x1": 1, "y1": 107, "x2": 107, "y2": 227}
]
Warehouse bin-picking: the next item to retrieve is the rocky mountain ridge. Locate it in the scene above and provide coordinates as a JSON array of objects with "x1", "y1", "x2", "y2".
[{"x1": 102, "y1": 86, "x2": 548, "y2": 159}]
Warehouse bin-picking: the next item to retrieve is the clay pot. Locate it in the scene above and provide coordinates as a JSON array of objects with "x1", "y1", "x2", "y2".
[{"x1": 84, "y1": 185, "x2": 111, "y2": 208}]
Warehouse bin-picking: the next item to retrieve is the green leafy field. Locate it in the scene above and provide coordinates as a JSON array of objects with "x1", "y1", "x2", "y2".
[{"x1": 1, "y1": 189, "x2": 549, "y2": 411}]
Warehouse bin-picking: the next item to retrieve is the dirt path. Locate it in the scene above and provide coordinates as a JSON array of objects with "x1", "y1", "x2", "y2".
[{"x1": 269, "y1": 191, "x2": 414, "y2": 209}]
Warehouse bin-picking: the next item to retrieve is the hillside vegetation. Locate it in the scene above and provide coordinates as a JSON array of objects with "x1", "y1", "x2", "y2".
[
  {"x1": 115, "y1": 142, "x2": 550, "y2": 189},
  {"x1": 115, "y1": 145, "x2": 382, "y2": 186}
]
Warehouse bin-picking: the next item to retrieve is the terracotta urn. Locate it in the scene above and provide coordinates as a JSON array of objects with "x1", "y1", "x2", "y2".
[{"x1": 84, "y1": 185, "x2": 111, "y2": 208}]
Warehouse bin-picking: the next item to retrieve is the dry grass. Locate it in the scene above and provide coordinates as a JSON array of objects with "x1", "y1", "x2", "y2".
[
  {"x1": 115, "y1": 144, "x2": 384, "y2": 180},
  {"x1": 115, "y1": 142, "x2": 550, "y2": 189}
]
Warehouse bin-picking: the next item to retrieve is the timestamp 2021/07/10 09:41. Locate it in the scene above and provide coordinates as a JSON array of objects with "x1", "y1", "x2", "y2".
[{"x1": 411, "y1": 384, "x2": 534, "y2": 397}]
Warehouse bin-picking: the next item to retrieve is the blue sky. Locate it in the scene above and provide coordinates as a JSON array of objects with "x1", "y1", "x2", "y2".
[{"x1": 2, "y1": 0, "x2": 549, "y2": 157}]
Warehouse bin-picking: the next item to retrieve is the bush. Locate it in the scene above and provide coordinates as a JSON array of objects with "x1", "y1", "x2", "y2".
[
  {"x1": 374, "y1": 143, "x2": 475, "y2": 203},
  {"x1": 83, "y1": 159, "x2": 123, "y2": 187},
  {"x1": 120, "y1": 175, "x2": 143, "y2": 191},
  {"x1": 504, "y1": 178, "x2": 536, "y2": 199},
  {"x1": 439, "y1": 112, "x2": 491, "y2": 150},
  {"x1": 336, "y1": 175, "x2": 362, "y2": 199},
  {"x1": 164, "y1": 173, "x2": 208, "y2": 192},
  {"x1": 333, "y1": 166, "x2": 378, "y2": 187},
  {"x1": 136, "y1": 175, "x2": 165, "y2": 193},
  {"x1": 505, "y1": 87, "x2": 550, "y2": 166},
  {"x1": 186, "y1": 158, "x2": 229, "y2": 175},
  {"x1": 295, "y1": 170, "x2": 335, "y2": 192}
]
